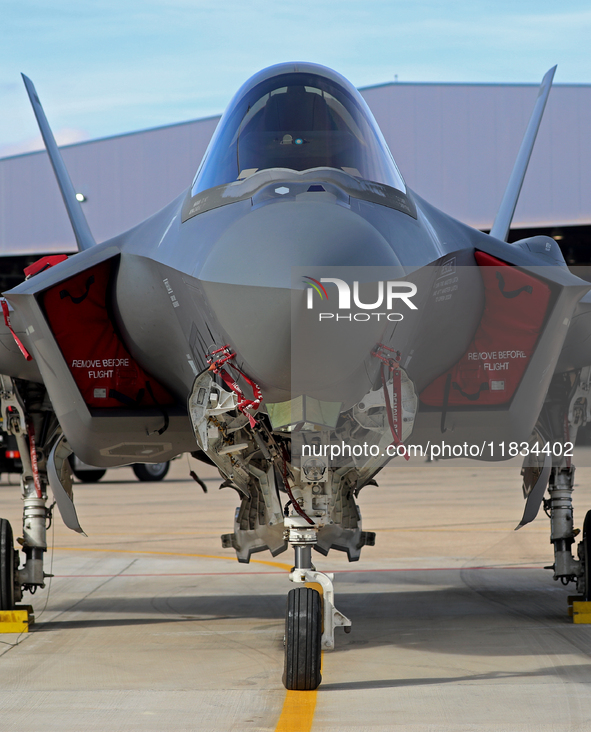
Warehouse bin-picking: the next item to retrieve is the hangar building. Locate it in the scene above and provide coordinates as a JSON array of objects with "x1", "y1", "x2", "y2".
[{"x1": 1, "y1": 79, "x2": 590, "y2": 291}]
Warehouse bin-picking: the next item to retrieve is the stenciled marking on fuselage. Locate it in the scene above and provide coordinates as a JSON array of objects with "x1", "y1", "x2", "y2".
[{"x1": 162, "y1": 278, "x2": 180, "y2": 308}]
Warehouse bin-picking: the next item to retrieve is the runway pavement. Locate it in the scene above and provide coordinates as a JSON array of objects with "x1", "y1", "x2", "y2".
[{"x1": 2, "y1": 455, "x2": 591, "y2": 731}]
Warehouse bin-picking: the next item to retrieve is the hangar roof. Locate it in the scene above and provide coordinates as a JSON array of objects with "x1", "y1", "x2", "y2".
[{"x1": 1, "y1": 81, "x2": 590, "y2": 255}]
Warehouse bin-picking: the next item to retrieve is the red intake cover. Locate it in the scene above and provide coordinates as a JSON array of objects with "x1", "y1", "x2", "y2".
[
  {"x1": 420, "y1": 251, "x2": 551, "y2": 407},
  {"x1": 42, "y1": 260, "x2": 174, "y2": 409},
  {"x1": 24, "y1": 255, "x2": 68, "y2": 278}
]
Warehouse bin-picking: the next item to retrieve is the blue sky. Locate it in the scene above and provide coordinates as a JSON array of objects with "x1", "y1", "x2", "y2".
[{"x1": 1, "y1": 0, "x2": 590, "y2": 157}]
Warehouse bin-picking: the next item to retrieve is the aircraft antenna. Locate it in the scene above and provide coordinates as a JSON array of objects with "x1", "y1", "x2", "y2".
[
  {"x1": 21, "y1": 74, "x2": 96, "y2": 252},
  {"x1": 490, "y1": 66, "x2": 556, "y2": 242}
]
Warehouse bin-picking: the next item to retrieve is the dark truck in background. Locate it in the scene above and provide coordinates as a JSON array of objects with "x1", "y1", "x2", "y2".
[{"x1": 0, "y1": 430, "x2": 21, "y2": 477}]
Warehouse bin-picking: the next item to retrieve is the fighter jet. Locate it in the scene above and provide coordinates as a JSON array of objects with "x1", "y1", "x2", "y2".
[{"x1": 1, "y1": 62, "x2": 591, "y2": 691}]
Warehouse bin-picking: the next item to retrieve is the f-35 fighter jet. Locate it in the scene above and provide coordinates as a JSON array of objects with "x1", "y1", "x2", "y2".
[{"x1": 2, "y1": 62, "x2": 591, "y2": 690}]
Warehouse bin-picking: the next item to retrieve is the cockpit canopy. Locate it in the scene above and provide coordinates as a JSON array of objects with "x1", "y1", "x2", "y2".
[{"x1": 192, "y1": 64, "x2": 405, "y2": 196}]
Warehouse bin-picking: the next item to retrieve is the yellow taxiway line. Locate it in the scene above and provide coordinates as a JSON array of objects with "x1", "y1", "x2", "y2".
[
  {"x1": 55, "y1": 545, "x2": 292, "y2": 570},
  {"x1": 275, "y1": 689, "x2": 318, "y2": 732}
]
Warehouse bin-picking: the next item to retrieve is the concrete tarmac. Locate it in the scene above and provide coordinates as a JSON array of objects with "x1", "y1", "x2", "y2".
[{"x1": 2, "y1": 455, "x2": 591, "y2": 731}]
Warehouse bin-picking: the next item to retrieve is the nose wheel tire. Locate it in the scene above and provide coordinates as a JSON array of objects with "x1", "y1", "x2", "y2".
[
  {"x1": 0, "y1": 519, "x2": 16, "y2": 611},
  {"x1": 283, "y1": 586, "x2": 322, "y2": 691},
  {"x1": 583, "y1": 510, "x2": 591, "y2": 601}
]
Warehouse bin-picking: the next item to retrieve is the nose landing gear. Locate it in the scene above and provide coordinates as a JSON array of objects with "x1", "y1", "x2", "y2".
[{"x1": 283, "y1": 527, "x2": 351, "y2": 691}]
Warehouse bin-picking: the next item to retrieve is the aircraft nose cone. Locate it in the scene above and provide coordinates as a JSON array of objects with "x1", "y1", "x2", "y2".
[
  {"x1": 197, "y1": 199, "x2": 401, "y2": 403},
  {"x1": 199, "y1": 196, "x2": 400, "y2": 288}
]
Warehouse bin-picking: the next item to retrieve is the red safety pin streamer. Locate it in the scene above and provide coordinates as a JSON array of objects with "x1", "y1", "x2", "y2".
[
  {"x1": 207, "y1": 345, "x2": 263, "y2": 428},
  {"x1": 372, "y1": 344, "x2": 410, "y2": 461},
  {"x1": 1, "y1": 298, "x2": 32, "y2": 361},
  {"x1": 27, "y1": 421, "x2": 43, "y2": 498}
]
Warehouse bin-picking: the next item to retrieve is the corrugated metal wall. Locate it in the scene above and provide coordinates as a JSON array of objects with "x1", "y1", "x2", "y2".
[
  {"x1": 364, "y1": 83, "x2": 591, "y2": 230},
  {"x1": 0, "y1": 116, "x2": 219, "y2": 255},
  {"x1": 0, "y1": 82, "x2": 590, "y2": 255}
]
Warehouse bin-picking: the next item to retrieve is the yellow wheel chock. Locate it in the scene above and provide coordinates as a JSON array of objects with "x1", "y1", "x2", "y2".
[{"x1": 0, "y1": 605, "x2": 34, "y2": 633}]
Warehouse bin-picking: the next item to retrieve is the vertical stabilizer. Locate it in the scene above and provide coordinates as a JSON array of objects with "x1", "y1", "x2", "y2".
[
  {"x1": 490, "y1": 66, "x2": 556, "y2": 242},
  {"x1": 21, "y1": 74, "x2": 95, "y2": 252}
]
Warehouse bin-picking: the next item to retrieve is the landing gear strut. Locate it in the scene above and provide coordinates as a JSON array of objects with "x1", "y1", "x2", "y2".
[
  {"x1": 543, "y1": 465, "x2": 589, "y2": 595},
  {"x1": 542, "y1": 368, "x2": 591, "y2": 595},
  {"x1": 547, "y1": 466, "x2": 581, "y2": 584}
]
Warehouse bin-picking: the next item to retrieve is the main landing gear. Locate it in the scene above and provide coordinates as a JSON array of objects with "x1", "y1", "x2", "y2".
[
  {"x1": 539, "y1": 366, "x2": 591, "y2": 599},
  {"x1": 0, "y1": 376, "x2": 53, "y2": 611},
  {"x1": 544, "y1": 465, "x2": 589, "y2": 597}
]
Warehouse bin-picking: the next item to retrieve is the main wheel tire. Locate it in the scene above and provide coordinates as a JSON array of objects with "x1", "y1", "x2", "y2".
[
  {"x1": 283, "y1": 586, "x2": 322, "y2": 690},
  {"x1": 583, "y1": 510, "x2": 591, "y2": 600},
  {"x1": 71, "y1": 468, "x2": 107, "y2": 483},
  {"x1": 132, "y1": 462, "x2": 170, "y2": 482},
  {"x1": 0, "y1": 519, "x2": 16, "y2": 611}
]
